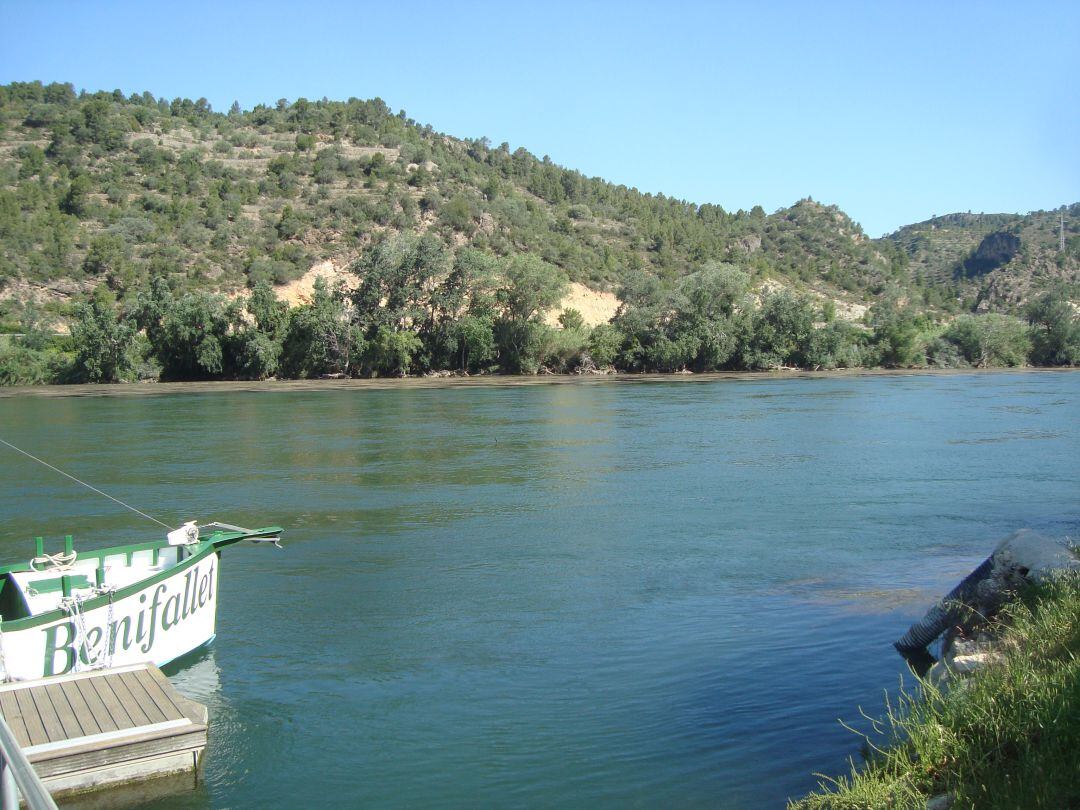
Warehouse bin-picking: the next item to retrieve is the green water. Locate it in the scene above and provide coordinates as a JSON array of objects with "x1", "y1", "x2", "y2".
[{"x1": 1, "y1": 372, "x2": 1077, "y2": 808}]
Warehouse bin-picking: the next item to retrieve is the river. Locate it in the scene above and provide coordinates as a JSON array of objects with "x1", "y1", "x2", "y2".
[{"x1": 1, "y1": 371, "x2": 1077, "y2": 808}]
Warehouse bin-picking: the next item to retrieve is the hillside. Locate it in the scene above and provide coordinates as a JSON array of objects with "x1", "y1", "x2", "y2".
[
  {"x1": 887, "y1": 206, "x2": 1080, "y2": 312},
  {"x1": 0, "y1": 82, "x2": 907, "y2": 320},
  {"x1": 0, "y1": 81, "x2": 1077, "y2": 382}
]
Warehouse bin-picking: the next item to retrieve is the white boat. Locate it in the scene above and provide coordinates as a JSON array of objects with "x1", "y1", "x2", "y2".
[{"x1": 0, "y1": 522, "x2": 281, "y2": 681}]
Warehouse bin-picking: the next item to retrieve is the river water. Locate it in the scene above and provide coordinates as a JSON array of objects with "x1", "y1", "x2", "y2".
[{"x1": 1, "y1": 371, "x2": 1077, "y2": 808}]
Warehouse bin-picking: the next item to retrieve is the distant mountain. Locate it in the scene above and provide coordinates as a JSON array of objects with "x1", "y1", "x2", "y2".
[
  {"x1": 0, "y1": 80, "x2": 1076, "y2": 330},
  {"x1": 885, "y1": 206, "x2": 1080, "y2": 312}
]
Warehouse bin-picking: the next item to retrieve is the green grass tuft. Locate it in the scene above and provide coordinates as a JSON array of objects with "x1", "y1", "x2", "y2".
[{"x1": 791, "y1": 571, "x2": 1080, "y2": 809}]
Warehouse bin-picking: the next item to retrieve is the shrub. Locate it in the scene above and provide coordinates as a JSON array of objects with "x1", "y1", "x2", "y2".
[
  {"x1": 942, "y1": 313, "x2": 1030, "y2": 367},
  {"x1": 70, "y1": 300, "x2": 137, "y2": 382},
  {"x1": 1027, "y1": 289, "x2": 1080, "y2": 366}
]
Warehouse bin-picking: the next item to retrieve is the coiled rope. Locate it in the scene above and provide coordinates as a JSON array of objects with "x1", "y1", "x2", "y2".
[{"x1": 29, "y1": 549, "x2": 78, "y2": 572}]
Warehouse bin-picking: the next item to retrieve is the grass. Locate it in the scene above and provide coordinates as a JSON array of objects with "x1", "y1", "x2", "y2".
[{"x1": 790, "y1": 570, "x2": 1080, "y2": 809}]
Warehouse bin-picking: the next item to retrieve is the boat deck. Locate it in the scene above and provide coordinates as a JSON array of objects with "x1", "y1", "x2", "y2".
[{"x1": 0, "y1": 663, "x2": 207, "y2": 798}]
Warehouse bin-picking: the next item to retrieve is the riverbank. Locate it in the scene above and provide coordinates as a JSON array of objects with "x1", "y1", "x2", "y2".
[
  {"x1": 0, "y1": 366, "x2": 1076, "y2": 398},
  {"x1": 791, "y1": 571, "x2": 1080, "y2": 809}
]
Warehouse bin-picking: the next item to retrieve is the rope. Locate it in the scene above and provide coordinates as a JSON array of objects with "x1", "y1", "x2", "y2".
[
  {"x1": 30, "y1": 550, "x2": 78, "y2": 572},
  {"x1": 0, "y1": 621, "x2": 7, "y2": 682},
  {"x1": 60, "y1": 595, "x2": 86, "y2": 673},
  {"x1": 100, "y1": 586, "x2": 116, "y2": 669},
  {"x1": 0, "y1": 437, "x2": 172, "y2": 530},
  {"x1": 60, "y1": 593, "x2": 109, "y2": 672},
  {"x1": 54, "y1": 583, "x2": 116, "y2": 672}
]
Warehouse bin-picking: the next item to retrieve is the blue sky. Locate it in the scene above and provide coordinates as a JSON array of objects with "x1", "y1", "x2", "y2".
[{"x1": 1, "y1": 0, "x2": 1076, "y2": 236}]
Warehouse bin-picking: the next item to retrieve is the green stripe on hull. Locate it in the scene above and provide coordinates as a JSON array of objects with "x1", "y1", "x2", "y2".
[{"x1": 0, "y1": 526, "x2": 281, "y2": 630}]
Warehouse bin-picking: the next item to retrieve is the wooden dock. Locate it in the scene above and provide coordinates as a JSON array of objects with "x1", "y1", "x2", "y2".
[{"x1": 0, "y1": 663, "x2": 207, "y2": 800}]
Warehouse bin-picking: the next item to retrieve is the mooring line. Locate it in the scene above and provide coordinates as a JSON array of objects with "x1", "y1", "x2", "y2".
[{"x1": 0, "y1": 437, "x2": 172, "y2": 529}]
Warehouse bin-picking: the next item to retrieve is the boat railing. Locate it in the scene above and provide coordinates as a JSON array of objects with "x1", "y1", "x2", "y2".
[
  {"x1": 200, "y1": 522, "x2": 283, "y2": 547},
  {"x1": 0, "y1": 713, "x2": 57, "y2": 810}
]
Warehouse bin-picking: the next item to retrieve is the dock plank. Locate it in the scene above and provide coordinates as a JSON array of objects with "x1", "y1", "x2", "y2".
[
  {"x1": 44, "y1": 683, "x2": 84, "y2": 740},
  {"x1": 3, "y1": 664, "x2": 209, "y2": 799},
  {"x1": 14, "y1": 688, "x2": 48, "y2": 746},
  {"x1": 57, "y1": 679, "x2": 102, "y2": 737},
  {"x1": 88, "y1": 675, "x2": 134, "y2": 730},
  {"x1": 104, "y1": 672, "x2": 151, "y2": 727},
  {"x1": 133, "y1": 667, "x2": 184, "y2": 721},
  {"x1": 118, "y1": 671, "x2": 168, "y2": 724},
  {"x1": 0, "y1": 689, "x2": 29, "y2": 746},
  {"x1": 73, "y1": 677, "x2": 118, "y2": 733},
  {"x1": 29, "y1": 685, "x2": 67, "y2": 743}
]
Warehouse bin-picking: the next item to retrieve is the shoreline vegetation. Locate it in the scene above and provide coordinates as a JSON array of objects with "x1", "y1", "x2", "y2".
[
  {"x1": 0, "y1": 366, "x2": 1076, "y2": 399},
  {"x1": 791, "y1": 571, "x2": 1080, "y2": 809},
  {"x1": 1, "y1": 255, "x2": 1076, "y2": 388}
]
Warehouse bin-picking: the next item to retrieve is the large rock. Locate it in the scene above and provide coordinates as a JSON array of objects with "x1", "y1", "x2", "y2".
[
  {"x1": 990, "y1": 529, "x2": 1079, "y2": 582},
  {"x1": 962, "y1": 231, "x2": 1021, "y2": 277},
  {"x1": 896, "y1": 531, "x2": 1078, "y2": 680}
]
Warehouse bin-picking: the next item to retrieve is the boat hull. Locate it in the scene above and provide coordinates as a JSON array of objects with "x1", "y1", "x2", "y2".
[{"x1": 2, "y1": 551, "x2": 220, "y2": 681}]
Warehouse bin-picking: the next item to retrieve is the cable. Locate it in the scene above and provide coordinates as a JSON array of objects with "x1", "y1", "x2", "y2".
[{"x1": 0, "y1": 437, "x2": 172, "y2": 529}]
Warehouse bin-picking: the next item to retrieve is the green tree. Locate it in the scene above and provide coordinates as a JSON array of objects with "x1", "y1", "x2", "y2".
[
  {"x1": 869, "y1": 297, "x2": 926, "y2": 368},
  {"x1": 220, "y1": 283, "x2": 289, "y2": 379},
  {"x1": 136, "y1": 278, "x2": 230, "y2": 379},
  {"x1": 281, "y1": 278, "x2": 363, "y2": 377},
  {"x1": 419, "y1": 248, "x2": 497, "y2": 370},
  {"x1": 70, "y1": 300, "x2": 137, "y2": 382},
  {"x1": 498, "y1": 254, "x2": 569, "y2": 325},
  {"x1": 76, "y1": 98, "x2": 126, "y2": 150},
  {"x1": 351, "y1": 233, "x2": 447, "y2": 335},
  {"x1": 60, "y1": 174, "x2": 92, "y2": 216},
  {"x1": 943, "y1": 314, "x2": 1031, "y2": 368},
  {"x1": 452, "y1": 314, "x2": 496, "y2": 372},
  {"x1": 82, "y1": 233, "x2": 127, "y2": 277},
  {"x1": 439, "y1": 195, "x2": 474, "y2": 232},
  {"x1": 247, "y1": 280, "x2": 289, "y2": 338},
  {"x1": 495, "y1": 254, "x2": 568, "y2": 373},
  {"x1": 587, "y1": 323, "x2": 624, "y2": 367},
  {"x1": 667, "y1": 263, "x2": 750, "y2": 370},
  {"x1": 1026, "y1": 289, "x2": 1080, "y2": 366},
  {"x1": 805, "y1": 320, "x2": 865, "y2": 370},
  {"x1": 224, "y1": 326, "x2": 280, "y2": 379},
  {"x1": 16, "y1": 144, "x2": 45, "y2": 179},
  {"x1": 679, "y1": 263, "x2": 749, "y2": 322},
  {"x1": 276, "y1": 205, "x2": 305, "y2": 240},
  {"x1": 744, "y1": 290, "x2": 815, "y2": 369},
  {"x1": 366, "y1": 325, "x2": 422, "y2": 376},
  {"x1": 607, "y1": 269, "x2": 709, "y2": 372}
]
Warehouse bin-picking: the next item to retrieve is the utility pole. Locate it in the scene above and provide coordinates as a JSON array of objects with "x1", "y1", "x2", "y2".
[{"x1": 1061, "y1": 211, "x2": 1066, "y2": 252}]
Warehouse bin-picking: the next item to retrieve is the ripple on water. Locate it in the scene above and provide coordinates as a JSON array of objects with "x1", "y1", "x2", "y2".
[{"x1": 0, "y1": 371, "x2": 1076, "y2": 808}]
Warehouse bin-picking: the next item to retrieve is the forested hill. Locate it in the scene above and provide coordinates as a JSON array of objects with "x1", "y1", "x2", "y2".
[
  {"x1": 2, "y1": 80, "x2": 1076, "y2": 317},
  {"x1": 0, "y1": 82, "x2": 910, "y2": 305},
  {"x1": 0, "y1": 81, "x2": 1077, "y2": 382},
  {"x1": 886, "y1": 206, "x2": 1080, "y2": 312}
]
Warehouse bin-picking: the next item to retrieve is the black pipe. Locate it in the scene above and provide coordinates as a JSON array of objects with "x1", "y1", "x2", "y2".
[{"x1": 894, "y1": 555, "x2": 994, "y2": 655}]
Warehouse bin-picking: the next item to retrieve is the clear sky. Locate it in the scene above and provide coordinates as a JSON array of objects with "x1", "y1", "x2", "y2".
[{"x1": 1, "y1": 0, "x2": 1076, "y2": 236}]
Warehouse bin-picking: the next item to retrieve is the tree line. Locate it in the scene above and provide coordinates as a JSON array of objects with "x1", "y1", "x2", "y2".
[{"x1": 1, "y1": 236, "x2": 1076, "y2": 385}]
